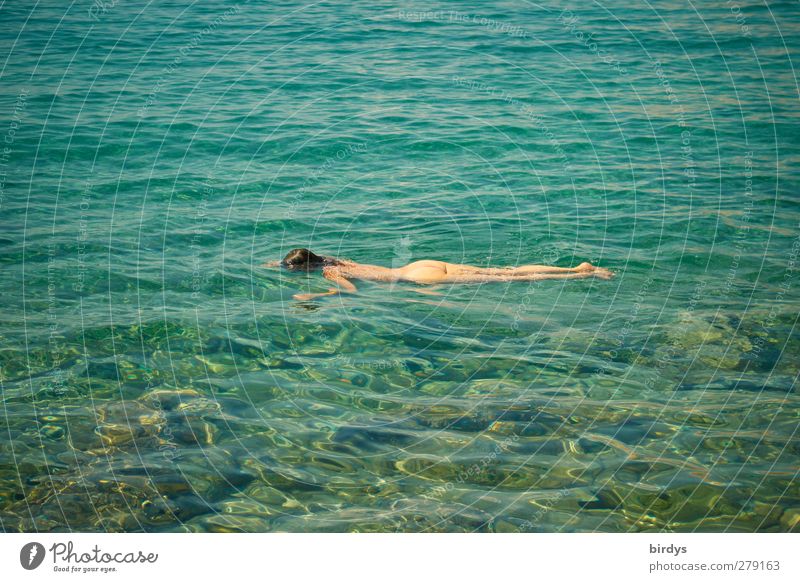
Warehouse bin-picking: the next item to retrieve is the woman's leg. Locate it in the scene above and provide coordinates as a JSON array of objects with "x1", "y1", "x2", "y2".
[
  {"x1": 509, "y1": 265, "x2": 579, "y2": 275},
  {"x1": 446, "y1": 269, "x2": 612, "y2": 283},
  {"x1": 510, "y1": 262, "x2": 601, "y2": 275},
  {"x1": 457, "y1": 262, "x2": 595, "y2": 276}
]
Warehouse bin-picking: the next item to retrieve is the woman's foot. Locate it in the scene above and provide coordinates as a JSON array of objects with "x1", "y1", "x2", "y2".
[
  {"x1": 576, "y1": 262, "x2": 614, "y2": 279},
  {"x1": 592, "y1": 267, "x2": 614, "y2": 279}
]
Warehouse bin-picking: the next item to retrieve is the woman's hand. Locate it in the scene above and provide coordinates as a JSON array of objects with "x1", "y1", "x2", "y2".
[
  {"x1": 293, "y1": 293, "x2": 322, "y2": 301},
  {"x1": 292, "y1": 289, "x2": 339, "y2": 301}
]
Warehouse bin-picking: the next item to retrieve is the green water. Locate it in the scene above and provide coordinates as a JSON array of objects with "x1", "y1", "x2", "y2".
[{"x1": 1, "y1": 1, "x2": 799, "y2": 532}]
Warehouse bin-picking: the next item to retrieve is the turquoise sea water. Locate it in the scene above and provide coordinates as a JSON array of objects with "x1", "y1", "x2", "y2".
[{"x1": 1, "y1": 1, "x2": 799, "y2": 532}]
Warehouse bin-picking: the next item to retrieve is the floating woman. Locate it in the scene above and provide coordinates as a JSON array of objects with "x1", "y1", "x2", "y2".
[{"x1": 269, "y1": 248, "x2": 614, "y2": 301}]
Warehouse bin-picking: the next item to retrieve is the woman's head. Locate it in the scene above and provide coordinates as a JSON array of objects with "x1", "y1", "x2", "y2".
[{"x1": 281, "y1": 248, "x2": 329, "y2": 270}]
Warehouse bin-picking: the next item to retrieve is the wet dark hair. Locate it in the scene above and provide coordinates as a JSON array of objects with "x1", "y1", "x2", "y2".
[{"x1": 281, "y1": 248, "x2": 337, "y2": 271}]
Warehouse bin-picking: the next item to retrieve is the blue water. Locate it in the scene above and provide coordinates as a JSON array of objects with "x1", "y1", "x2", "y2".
[{"x1": 1, "y1": 0, "x2": 799, "y2": 532}]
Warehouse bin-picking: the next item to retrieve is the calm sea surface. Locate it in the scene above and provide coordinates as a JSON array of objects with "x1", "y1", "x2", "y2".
[{"x1": 1, "y1": 1, "x2": 799, "y2": 532}]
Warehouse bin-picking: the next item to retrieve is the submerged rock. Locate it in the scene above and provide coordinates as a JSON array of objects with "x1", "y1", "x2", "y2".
[
  {"x1": 139, "y1": 387, "x2": 204, "y2": 410},
  {"x1": 780, "y1": 508, "x2": 800, "y2": 532},
  {"x1": 40, "y1": 424, "x2": 65, "y2": 440},
  {"x1": 95, "y1": 400, "x2": 165, "y2": 447},
  {"x1": 666, "y1": 313, "x2": 752, "y2": 370}
]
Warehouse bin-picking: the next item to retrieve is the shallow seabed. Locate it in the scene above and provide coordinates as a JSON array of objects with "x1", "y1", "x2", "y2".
[{"x1": 1, "y1": 1, "x2": 799, "y2": 532}]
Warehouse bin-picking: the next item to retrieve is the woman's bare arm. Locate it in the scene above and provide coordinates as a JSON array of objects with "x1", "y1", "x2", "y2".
[{"x1": 293, "y1": 268, "x2": 357, "y2": 301}]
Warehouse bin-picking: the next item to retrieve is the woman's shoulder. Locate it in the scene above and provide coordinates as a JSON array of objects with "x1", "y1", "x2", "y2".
[{"x1": 323, "y1": 262, "x2": 351, "y2": 274}]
